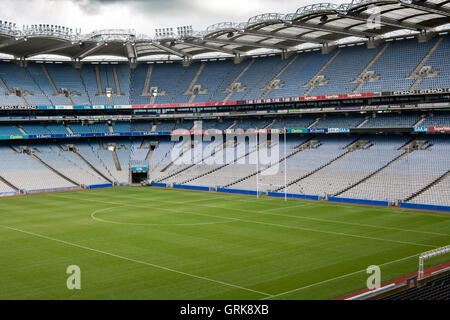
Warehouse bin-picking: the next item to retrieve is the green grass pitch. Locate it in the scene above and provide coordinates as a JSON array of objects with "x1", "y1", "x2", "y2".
[{"x1": 0, "y1": 186, "x2": 449, "y2": 300}]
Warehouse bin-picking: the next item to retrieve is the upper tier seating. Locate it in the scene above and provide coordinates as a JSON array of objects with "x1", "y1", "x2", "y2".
[
  {"x1": 362, "y1": 113, "x2": 422, "y2": 128},
  {"x1": 1, "y1": 36, "x2": 450, "y2": 107}
]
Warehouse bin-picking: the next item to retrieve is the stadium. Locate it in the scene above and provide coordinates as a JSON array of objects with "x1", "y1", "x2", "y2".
[{"x1": 0, "y1": 0, "x2": 449, "y2": 303}]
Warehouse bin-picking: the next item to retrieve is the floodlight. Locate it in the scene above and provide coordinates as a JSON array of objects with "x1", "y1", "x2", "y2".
[{"x1": 320, "y1": 15, "x2": 328, "y2": 23}]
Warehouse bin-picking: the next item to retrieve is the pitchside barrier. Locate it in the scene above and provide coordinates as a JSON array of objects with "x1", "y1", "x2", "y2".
[
  {"x1": 150, "y1": 182, "x2": 450, "y2": 212},
  {"x1": 7, "y1": 182, "x2": 448, "y2": 213},
  {"x1": 88, "y1": 183, "x2": 113, "y2": 189},
  {"x1": 0, "y1": 191, "x2": 18, "y2": 197},
  {"x1": 25, "y1": 186, "x2": 80, "y2": 194},
  {"x1": 268, "y1": 192, "x2": 319, "y2": 201},
  {"x1": 216, "y1": 187, "x2": 260, "y2": 196},
  {"x1": 151, "y1": 182, "x2": 168, "y2": 188},
  {"x1": 327, "y1": 197, "x2": 390, "y2": 207},
  {"x1": 172, "y1": 184, "x2": 211, "y2": 192},
  {"x1": 400, "y1": 202, "x2": 450, "y2": 213}
]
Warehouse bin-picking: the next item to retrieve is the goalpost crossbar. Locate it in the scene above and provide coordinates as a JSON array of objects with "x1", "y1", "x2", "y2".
[{"x1": 418, "y1": 244, "x2": 450, "y2": 279}]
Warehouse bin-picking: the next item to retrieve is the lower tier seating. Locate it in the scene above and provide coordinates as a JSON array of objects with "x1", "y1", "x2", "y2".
[{"x1": 0, "y1": 134, "x2": 448, "y2": 208}]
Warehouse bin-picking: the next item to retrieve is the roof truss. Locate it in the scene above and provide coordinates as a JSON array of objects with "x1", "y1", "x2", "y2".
[
  {"x1": 72, "y1": 42, "x2": 105, "y2": 60},
  {"x1": 288, "y1": 20, "x2": 378, "y2": 38},
  {"x1": 240, "y1": 28, "x2": 324, "y2": 44},
  {"x1": 342, "y1": 11, "x2": 431, "y2": 31},
  {"x1": 22, "y1": 41, "x2": 80, "y2": 58},
  {"x1": 125, "y1": 42, "x2": 137, "y2": 60},
  {"x1": 0, "y1": 37, "x2": 25, "y2": 50},
  {"x1": 203, "y1": 37, "x2": 290, "y2": 50},
  {"x1": 399, "y1": 0, "x2": 450, "y2": 17},
  {"x1": 182, "y1": 39, "x2": 242, "y2": 55},
  {"x1": 151, "y1": 41, "x2": 192, "y2": 58}
]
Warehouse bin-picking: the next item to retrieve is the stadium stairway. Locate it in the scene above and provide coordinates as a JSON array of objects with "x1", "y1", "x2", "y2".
[
  {"x1": 180, "y1": 139, "x2": 267, "y2": 185},
  {"x1": 259, "y1": 54, "x2": 299, "y2": 100},
  {"x1": 408, "y1": 37, "x2": 444, "y2": 90},
  {"x1": 0, "y1": 76, "x2": 11, "y2": 94},
  {"x1": 94, "y1": 65, "x2": 104, "y2": 95},
  {"x1": 72, "y1": 148, "x2": 113, "y2": 183},
  {"x1": 78, "y1": 69, "x2": 93, "y2": 105},
  {"x1": 158, "y1": 139, "x2": 193, "y2": 174},
  {"x1": 333, "y1": 150, "x2": 409, "y2": 197},
  {"x1": 223, "y1": 59, "x2": 254, "y2": 102},
  {"x1": 405, "y1": 170, "x2": 450, "y2": 202},
  {"x1": 155, "y1": 136, "x2": 240, "y2": 183},
  {"x1": 112, "y1": 149, "x2": 122, "y2": 171},
  {"x1": 303, "y1": 49, "x2": 341, "y2": 96},
  {"x1": 140, "y1": 139, "x2": 148, "y2": 149},
  {"x1": 184, "y1": 62, "x2": 206, "y2": 103},
  {"x1": 352, "y1": 42, "x2": 390, "y2": 93},
  {"x1": 141, "y1": 64, "x2": 153, "y2": 97},
  {"x1": 307, "y1": 117, "x2": 322, "y2": 129},
  {"x1": 40, "y1": 64, "x2": 59, "y2": 96},
  {"x1": 413, "y1": 114, "x2": 428, "y2": 127},
  {"x1": 0, "y1": 174, "x2": 19, "y2": 191},
  {"x1": 17, "y1": 125, "x2": 27, "y2": 135},
  {"x1": 332, "y1": 138, "x2": 421, "y2": 197},
  {"x1": 28, "y1": 151, "x2": 80, "y2": 187},
  {"x1": 146, "y1": 146, "x2": 154, "y2": 160},
  {"x1": 65, "y1": 124, "x2": 73, "y2": 134},
  {"x1": 276, "y1": 136, "x2": 361, "y2": 192},
  {"x1": 356, "y1": 116, "x2": 371, "y2": 128},
  {"x1": 156, "y1": 147, "x2": 215, "y2": 182},
  {"x1": 224, "y1": 137, "x2": 315, "y2": 188},
  {"x1": 24, "y1": 67, "x2": 50, "y2": 106},
  {"x1": 112, "y1": 65, "x2": 122, "y2": 95}
]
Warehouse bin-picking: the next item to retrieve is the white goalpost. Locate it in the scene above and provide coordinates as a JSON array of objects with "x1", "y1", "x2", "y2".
[
  {"x1": 255, "y1": 128, "x2": 288, "y2": 201},
  {"x1": 418, "y1": 244, "x2": 450, "y2": 279}
]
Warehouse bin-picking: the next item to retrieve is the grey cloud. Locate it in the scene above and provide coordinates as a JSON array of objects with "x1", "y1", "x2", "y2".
[
  {"x1": 72, "y1": 0, "x2": 198, "y2": 15},
  {"x1": 0, "y1": 0, "x2": 352, "y2": 35}
]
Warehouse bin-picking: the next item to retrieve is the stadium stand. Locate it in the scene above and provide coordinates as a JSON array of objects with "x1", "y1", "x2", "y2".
[
  {"x1": 362, "y1": 112, "x2": 423, "y2": 128},
  {"x1": 381, "y1": 273, "x2": 450, "y2": 300},
  {"x1": 0, "y1": 26, "x2": 448, "y2": 209},
  {"x1": 1, "y1": 36, "x2": 450, "y2": 105},
  {"x1": 1, "y1": 1, "x2": 450, "y2": 303},
  {"x1": 0, "y1": 145, "x2": 76, "y2": 190},
  {"x1": 21, "y1": 124, "x2": 51, "y2": 135}
]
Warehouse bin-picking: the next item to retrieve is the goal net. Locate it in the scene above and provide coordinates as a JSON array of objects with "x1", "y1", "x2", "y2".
[{"x1": 418, "y1": 244, "x2": 450, "y2": 279}]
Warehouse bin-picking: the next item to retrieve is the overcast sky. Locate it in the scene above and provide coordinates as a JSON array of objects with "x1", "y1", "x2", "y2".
[{"x1": 0, "y1": 0, "x2": 349, "y2": 36}]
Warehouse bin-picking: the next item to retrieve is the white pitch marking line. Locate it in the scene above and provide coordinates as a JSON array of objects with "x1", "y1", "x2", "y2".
[
  {"x1": 258, "y1": 204, "x2": 315, "y2": 213},
  {"x1": 91, "y1": 206, "x2": 234, "y2": 227},
  {"x1": 49, "y1": 194, "x2": 438, "y2": 248},
  {"x1": 51, "y1": 194, "x2": 235, "y2": 223},
  {"x1": 116, "y1": 194, "x2": 232, "y2": 204},
  {"x1": 256, "y1": 207, "x2": 450, "y2": 237},
  {"x1": 261, "y1": 252, "x2": 421, "y2": 300},
  {"x1": 169, "y1": 200, "x2": 449, "y2": 238},
  {"x1": 116, "y1": 192, "x2": 447, "y2": 237},
  {"x1": 0, "y1": 224, "x2": 270, "y2": 297}
]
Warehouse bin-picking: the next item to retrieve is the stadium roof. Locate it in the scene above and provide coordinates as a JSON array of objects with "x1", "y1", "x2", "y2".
[{"x1": 1, "y1": 0, "x2": 450, "y2": 62}]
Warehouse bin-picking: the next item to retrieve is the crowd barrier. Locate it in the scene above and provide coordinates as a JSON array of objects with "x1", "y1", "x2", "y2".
[
  {"x1": 268, "y1": 192, "x2": 319, "y2": 201},
  {"x1": 26, "y1": 186, "x2": 80, "y2": 194},
  {"x1": 216, "y1": 188, "x2": 259, "y2": 196},
  {"x1": 400, "y1": 202, "x2": 450, "y2": 213},
  {"x1": 0, "y1": 191, "x2": 18, "y2": 197},
  {"x1": 88, "y1": 183, "x2": 113, "y2": 189},
  {"x1": 172, "y1": 184, "x2": 211, "y2": 192},
  {"x1": 327, "y1": 197, "x2": 389, "y2": 207},
  {"x1": 149, "y1": 183, "x2": 450, "y2": 213},
  {"x1": 151, "y1": 182, "x2": 168, "y2": 188}
]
